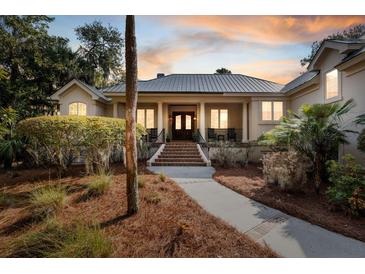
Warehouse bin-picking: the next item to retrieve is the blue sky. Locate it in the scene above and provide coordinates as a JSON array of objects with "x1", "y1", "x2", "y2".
[{"x1": 49, "y1": 15, "x2": 365, "y2": 84}]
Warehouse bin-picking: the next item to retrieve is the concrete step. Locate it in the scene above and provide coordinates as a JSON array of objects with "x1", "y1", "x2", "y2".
[
  {"x1": 156, "y1": 158, "x2": 203, "y2": 163},
  {"x1": 158, "y1": 154, "x2": 202, "y2": 159},
  {"x1": 151, "y1": 162, "x2": 206, "y2": 166}
]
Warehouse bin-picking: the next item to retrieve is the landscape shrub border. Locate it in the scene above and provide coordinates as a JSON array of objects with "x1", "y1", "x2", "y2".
[{"x1": 16, "y1": 115, "x2": 145, "y2": 175}]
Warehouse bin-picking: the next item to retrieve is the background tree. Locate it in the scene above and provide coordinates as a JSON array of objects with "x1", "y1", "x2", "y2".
[
  {"x1": 125, "y1": 15, "x2": 139, "y2": 215},
  {"x1": 215, "y1": 67, "x2": 232, "y2": 74},
  {"x1": 75, "y1": 21, "x2": 125, "y2": 87},
  {"x1": 0, "y1": 16, "x2": 77, "y2": 119},
  {"x1": 301, "y1": 24, "x2": 365, "y2": 67}
]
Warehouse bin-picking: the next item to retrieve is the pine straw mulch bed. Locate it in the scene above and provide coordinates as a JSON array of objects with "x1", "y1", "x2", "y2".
[
  {"x1": 213, "y1": 164, "x2": 365, "y2": 243},
  {"x1": 0, "y1": 164, "x2": 276, "y2": 258}
]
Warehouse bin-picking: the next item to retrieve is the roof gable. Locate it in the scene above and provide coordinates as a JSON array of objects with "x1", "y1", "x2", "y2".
[{"x1": 51, "y1": 79, "x2": 111, "y2": 103}]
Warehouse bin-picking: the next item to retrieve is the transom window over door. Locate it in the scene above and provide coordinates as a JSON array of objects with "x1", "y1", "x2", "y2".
[
  {"x1": 262, "y1": 101, "x2": 283, "y2": 121},
  {"x1": 69, "y1": 102, "x2": 87, "y2": 116},
  {"x1": 137, "y1": 109, "x2": 155, "y2": 128},
  {"x1": 211, "y1": 109, "x2": 228, "y2": 129}
]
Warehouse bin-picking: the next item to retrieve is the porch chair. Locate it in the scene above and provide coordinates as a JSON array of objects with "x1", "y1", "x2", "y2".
[
  {"x1": 227, "y1": 128, "x2": 237, "y2": 142},
  {"x1": 207, "y1": 128, "x2": 217, "y2": 142}
]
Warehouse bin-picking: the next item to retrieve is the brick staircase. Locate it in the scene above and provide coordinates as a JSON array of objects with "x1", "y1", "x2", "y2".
[{"x1": 151, "y1": 142, "x2": 207, "y2": 166}]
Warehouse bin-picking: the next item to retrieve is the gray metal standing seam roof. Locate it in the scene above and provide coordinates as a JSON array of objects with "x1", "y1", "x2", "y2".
[
  {"x1": 79, "y1": 80, "x2": 111, "y2": 101},
  {"x1": 281, "y1": 70, "x2": 320, "y2": 93},
  {"x1": 100, "y1": 74, "x2": 284, "y2": 94}
]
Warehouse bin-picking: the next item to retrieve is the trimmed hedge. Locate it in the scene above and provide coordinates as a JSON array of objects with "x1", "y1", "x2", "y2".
[{"x1": 17, "y1": 116, "x2": 145, "y2": 175}]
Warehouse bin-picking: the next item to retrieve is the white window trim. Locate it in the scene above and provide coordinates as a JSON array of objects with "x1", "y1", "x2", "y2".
[
  {"x1": 259, "y1": 101, "x2": 284, "y2": 124},
  {"x1": 324, "y1": 69, "x2": 342, "y2": 103},
  {"x1": 211, "y1": 109, "x2": 228, "y2": 129},
  {"x1": 68, "y1": 102, "x2": 87, "y2": 116}
]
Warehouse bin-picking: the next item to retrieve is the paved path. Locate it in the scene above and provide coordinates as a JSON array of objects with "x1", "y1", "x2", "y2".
[{"x1": 148, "y1": 166, "x2": 365, "y2": 258}]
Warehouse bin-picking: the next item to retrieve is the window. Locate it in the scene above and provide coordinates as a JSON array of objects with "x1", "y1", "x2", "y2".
[
  {"x1": 69, "y1": 102, "x2": 87, "y2": 116},
  {"x1": 175, "y1": 115, "x2": 181, "y2": 130},
  {"x1": 211, "y1": 109, "x2": 228, "y2": 129},
  {"x1": 137, "y1": 109, "x2": 155, "y2": 128},
  {"x1": 326, "y1": 69, "x2": 339, "y2": 100},
  {"x1": 186, "y1": 115, "x2": 192, "y2": 130},
  {"x1": 261, "y1": 101, "x2": 283, "y2": 121}
]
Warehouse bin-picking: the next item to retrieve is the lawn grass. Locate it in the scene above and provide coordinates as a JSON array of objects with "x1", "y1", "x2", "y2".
[{"x1": 0, "y1": 164, "x2": 276, "y2": 258}]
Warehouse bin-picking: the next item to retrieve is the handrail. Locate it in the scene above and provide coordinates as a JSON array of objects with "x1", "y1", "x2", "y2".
[
  {"x1": 196, "y1": 129, "x2": 209, "y2": 160},
  {"x1": 147, "y1": 129, "x2": 165, "y2": 158}
]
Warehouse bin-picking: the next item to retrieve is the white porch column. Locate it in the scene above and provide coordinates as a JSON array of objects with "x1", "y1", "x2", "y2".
[
  {"x1": 113, "y1": 103, "x2": 118, "y2": 118},
  {"x1": 242, "y1": 102, "x2": 248, "y2": 142},
  {"x1": 157, "y1": 102, "x2": 163, "y2": 133},
  {"x1": 199, "y1": 102, "x2": 206, "y2": 139}
]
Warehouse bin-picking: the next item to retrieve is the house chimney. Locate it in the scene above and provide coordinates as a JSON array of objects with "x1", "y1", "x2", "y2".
[{"x1": 157, "y1": 73, "x2": 165, "y2": 78}]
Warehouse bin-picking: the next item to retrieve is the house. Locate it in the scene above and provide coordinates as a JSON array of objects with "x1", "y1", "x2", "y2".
[{"x1": 51, "y1": 38, "x2": 365, "y2": 165}]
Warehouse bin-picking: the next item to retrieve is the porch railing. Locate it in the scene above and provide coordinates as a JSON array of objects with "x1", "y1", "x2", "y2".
[
  {"x1": 147, "y1": 129, "x2": 165, "y2": 159},
  {"x1": 205, "y1": 128, "x2": 243, "y2": 143},
  {"x1": 197, "y1": 129, "x2": 209, "y2": 160}
]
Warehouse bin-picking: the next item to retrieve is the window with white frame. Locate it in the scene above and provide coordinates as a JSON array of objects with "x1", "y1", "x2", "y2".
[
  {"x1": 261, "y1": 101, "x2": 283, "y2": 121},
  {"x1": 69, "y1": 102, "x2": 87, "y2": 116},
  {"x1": 210, "y1": 109, "x2": 228, "y2": 129},
  {"x1": 137, "y1": 109, "x2": 155, "y2": 128},
  {"x1": 326, "y1": 69, "x2": 339, "y2": 100}
]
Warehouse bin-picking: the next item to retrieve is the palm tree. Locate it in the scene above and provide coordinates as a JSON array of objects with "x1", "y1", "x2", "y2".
[
  {"x1": 125, "y1": 15, "x2": 139, "y2": 215},
  {"x1": 260, "y1": 99, "x2": 356, "y2": 193},
  {"x1": 0, "y1": 107, "x2": 24, "y2": 170}
]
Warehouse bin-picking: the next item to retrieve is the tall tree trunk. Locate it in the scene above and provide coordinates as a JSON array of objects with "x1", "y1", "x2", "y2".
[{"x1": 125, "y1": 15, "x2": 139, "y2": 215}]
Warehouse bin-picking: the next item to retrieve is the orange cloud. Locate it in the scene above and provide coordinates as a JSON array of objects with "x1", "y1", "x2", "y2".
[
  {"x1": 232, "y1": 59, "x2": 304, "y2": 84},
  {"x1": 160, "y1": 16, "x2": 365, "y2": 45},
  {"x1": 139, "y1": 43, "x2": 191, "y2": 79}
]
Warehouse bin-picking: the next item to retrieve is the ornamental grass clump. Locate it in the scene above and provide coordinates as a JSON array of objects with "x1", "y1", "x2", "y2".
[
  {"x1": 8, "y1": 219, "x2": 112, "y2": 258},
  {"x1": 87, "y1": 173, "x2": 112, "y2": 196},
  {"x1": 159, "y1": 172, "x2": 166, "y2": 182},
  {"x1": 29, "y1": 186, "x2": 67, "y2": 218}
]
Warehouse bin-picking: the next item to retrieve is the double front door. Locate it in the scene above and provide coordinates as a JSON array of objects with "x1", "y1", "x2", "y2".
[{"x1": 172, "y1": 112, "x2": 194, "y2": 140}]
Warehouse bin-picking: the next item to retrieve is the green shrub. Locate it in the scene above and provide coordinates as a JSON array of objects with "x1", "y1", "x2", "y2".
[
  {"x1": 29, "y1": 186, "x2": 67, "y2": 217},
  {"x1": 9, "y1": 220, "x2": 111, "y2": 258},
  {"x1": 159, "y1": 172, "x2": 166, "y2": 182},
  {"x1": 16, "y1": 116, "x2": 146, "y2": 175},
  {"x1": 87, "y1": 174, "x2": 112, "y2": 196},
  {"x1": 326, "y1": 154, "x2": 365, "y2": 215}
]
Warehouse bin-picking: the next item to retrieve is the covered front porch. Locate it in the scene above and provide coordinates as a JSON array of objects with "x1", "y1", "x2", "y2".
[{"x1": 112, "y1": 99, "x2": 250, "y2": 144}]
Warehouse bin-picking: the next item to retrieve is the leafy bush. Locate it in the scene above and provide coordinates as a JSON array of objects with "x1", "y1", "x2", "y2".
[
  {"x1": 262, "y1": 151, "x2": 311, "y2": 191},
  {"x1": 212, "y1": 141, "x2": 248, "y2": 168},
  {"x1": 17, "y1": 116, "x2": 146, "y2": 175},
  {"x1": 8, "y1": 220, "x2": 111, "y2": 258},
  {"x1": 29, "y1": 186, "x2": 67, "y2": 217},
  {"x1": 87, "y1": 174, "x2": 112, "y2": 196},
  {"x1": 326, "y1": 154, "x2": 365, "y2": 215}
]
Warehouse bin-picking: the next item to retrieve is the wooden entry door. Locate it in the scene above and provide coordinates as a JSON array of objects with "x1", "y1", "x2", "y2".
[{"x1": 172, "y1": 112, "x2": 194, "y2": 140}]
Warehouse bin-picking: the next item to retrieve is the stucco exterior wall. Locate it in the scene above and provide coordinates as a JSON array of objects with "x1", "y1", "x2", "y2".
[
  {"x1": 290, "y1": 48, "x2": 365, "y2": 163},
  {"x1": 249, "y1": 98, "x2": 288, "y2": 140},
  {"x1": 59, "y1": 85, "x2": 96, "y2": 116}
]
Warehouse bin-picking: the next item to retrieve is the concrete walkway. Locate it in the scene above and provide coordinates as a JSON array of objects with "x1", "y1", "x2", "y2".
[{"x1": 148, "y1": 166, "x2": 365, "y2": 258}]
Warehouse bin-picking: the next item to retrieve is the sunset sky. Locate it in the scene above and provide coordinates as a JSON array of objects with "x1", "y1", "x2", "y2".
[{"x1": 49, "y1": 15, "x2": 365, "y2": 84}]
